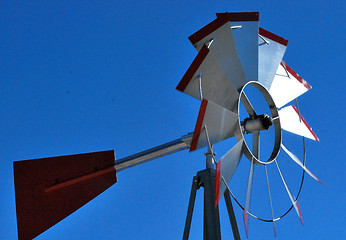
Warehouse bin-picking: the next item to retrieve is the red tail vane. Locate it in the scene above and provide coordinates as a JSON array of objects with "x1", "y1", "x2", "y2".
[{"x1": 13, "y1": 150, "x2": 116, "y2": 240}]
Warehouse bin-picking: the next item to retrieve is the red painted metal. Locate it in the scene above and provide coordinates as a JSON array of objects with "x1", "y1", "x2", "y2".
[
  {"x1": 189, "y1": 12, "x2": 259, "y2": 45},
  {"x1": 291, "y1": 105, "x2": 320, "y2": 141},
  {"x1": 296, "y1": 201, "x2": 304, "y2": 225},
  {"x1": 282, "y1": 61, "x2": 312, "y2": 89},
  {"x1": 243, "y1": 210, "x2": 249, "y2": 238},
  {"x1": 13, "y1": 150, "x2": 116, "y2": 240},
  {"x1": 190, "y1": 99, "x2": 208, "y2": 151},
  {"x1": 176, "y1": 45, "x2": 209, "y2": 92},
  {"x1": 216, "y1": 12, "x2": 259, "y2": 22},
  {"x1": 188, "y1": 17, "x2": 228, "y2": 45},
  {"x1": 259, "y1": 27, "x2": 289, "y2": 46}
]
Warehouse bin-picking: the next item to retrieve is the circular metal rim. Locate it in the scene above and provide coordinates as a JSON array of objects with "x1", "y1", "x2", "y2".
[
  {"x1": 236, "y1": 81, "x2": 281, "y2": 165},
  {"x1": 228, "y1": 135, "x2": 307, "y2": 222},
  {"x1": 228, "y1": 97, "x2": 307, "y2": 222}
]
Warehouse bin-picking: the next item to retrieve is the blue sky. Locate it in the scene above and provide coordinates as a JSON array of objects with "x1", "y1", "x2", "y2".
[{"x1": 1, "y1": 1, "x2": 345, "y2": 239}]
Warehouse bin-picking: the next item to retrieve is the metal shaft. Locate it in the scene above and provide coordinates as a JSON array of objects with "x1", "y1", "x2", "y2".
[
  {"x1": 115, "y1": 133, "x2": 192, "y2": 172},
  {"x1": 203, "y1": 168, "x2": 221, "y2": 240}
]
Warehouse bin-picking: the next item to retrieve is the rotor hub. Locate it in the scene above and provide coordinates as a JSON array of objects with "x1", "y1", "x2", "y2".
[
  {"x1": 243, "y1": 114, "x2": 273, "y2": 133},
  {"x1": 236, "y1": 81, "x2": 282, "y2": 165}
]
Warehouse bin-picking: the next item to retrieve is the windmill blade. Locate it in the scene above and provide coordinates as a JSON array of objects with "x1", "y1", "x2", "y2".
[
  {"x1": 279, "y1": 105, "x2": 319, "y2": 141},
  {"x1": 176, "y1": 45, "x2": 240, "y2": 112},
  {"x1": 177, "y1": 25, "x2": 246, "y2": 112},
  {"x1": 264, "y1": 165, "x2": 277, "y2": 237},
  {"x1": 258, "y1": 28, "x2": 288, "y2": 90},
  {"x1": 207, "y1": 24, "x2": 247, "y2": 92},
  {"x1": 243, "y1": 156, "x2": 255, "y2": 238},
  {"x1": 275, "y1": 160, "x2": 304, "y2": 225},
  {"x1": 215, "y1": 139, "x2": 244, "y2": 206},
  {"x1": 243, "y1": 131, "x2": 259, "y2": 237},
  {"x1": 177, "y1": 12, "x2": 259, "y2": 111},
  {"x1": 188, "y1": 13, "x2": 231, "y2": 51},
  {"x1": 281, "y1": 144, "x2": 324, "y2": 184},
  {"x1": 13, "y1": 150, "x2": 116, "y2": 240},
  {"x1": 190, "y1": 12, "x2": 258, "y2": 52},
  {"x1": 217, "y1": 12, "x2": 259, "y2": 82},
  {"x1": 269, "y1": 61, "x2": 312, "y2": 108},
  {"x1": 190, "y1": 99, "x2": 239, "y2": 151}
]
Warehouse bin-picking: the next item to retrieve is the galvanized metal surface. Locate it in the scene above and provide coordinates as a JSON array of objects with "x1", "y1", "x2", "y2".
[
  {"x1": 275, "y1": 160, "x2": 304, "y2": 225},
  {"x1": 281, "y1": 144, "x2": 323, "y2": 183},
  {"x1": 115, "y1": 133, "x2": 192, "y2": 172},
  {"x1": 279, "y1": 105, "x2": 319, "y2": 141},
  {"x1": 190, "y1": 99, "x2": 239, "y2": 151},
  {"x1": 269, "y1": 62, "x2": 311, "y2": 108},
  {"x1": 177, "y1": 44, "x2": 241, "y2": 113},
  {"x1": 230, "y1": 17, "x2": 259, "y2": 82},
  {"x1": 215, "y1": 139, "x2": 244, "y2": 206},
  {"x1": 237, "y1": 81, "x2": 281, "y2": 165},
  {"x1": 183, "y1": 168, "x2": 221, "y2": 240},
  {"x1": 240, "y1": 92, "x2": 257, "y2": 117},
  {"x1": 258, "y1": 28, "x2": 288, "y2": 89},
  {"x1": 207, "y1": 23, "x2": 247, "y2": 91},
  {"x1": 223, "y1": 182, "x2": 241, "y2": 240}
]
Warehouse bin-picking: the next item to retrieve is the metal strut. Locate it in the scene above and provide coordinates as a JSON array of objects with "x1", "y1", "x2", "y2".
[
  {"x1": 224, "y1": 191, "x2": 241, "y2": 240},
  {"x1": 183, "y1": 167, "x2": 221, "y2": 240},
  {"x1": 183, "y1": 152, "x2": 241, "y2": 240}
]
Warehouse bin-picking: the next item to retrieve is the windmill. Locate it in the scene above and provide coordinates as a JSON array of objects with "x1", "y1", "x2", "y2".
[{"x1": 13, "y1": 12, "x2": 322, "y2": 240}]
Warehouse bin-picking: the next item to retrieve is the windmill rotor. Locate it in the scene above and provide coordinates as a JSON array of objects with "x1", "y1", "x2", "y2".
[
  {"x1": 177, "y1": 11, "x2": 322, "y2": 237},
  {"x1": 12, "y1": 11, "x2": 322, "y2": 240}
]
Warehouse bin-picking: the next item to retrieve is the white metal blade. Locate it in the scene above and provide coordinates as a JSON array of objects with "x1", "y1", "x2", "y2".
[
  {"x1": 215, "y1": 139, "x2": 244, "y2": 206},
  {"x1": 269, "y1": 61, "x2": 311, "y2": 108},
  {"x1": 177, "y1": 19, "x2": 251, "y2": 112},
  {"x1": 190, "y1": 12, "x2": 258, "y2": 52},
  {"x1": 190, "y1": 99, "x2": 239, "y2": 151},
  {"x1": 281, "y1": 144, "x2": 323, "y2": 184},
  {"x1": 279, "y1": 105, "x2": 319, "y2": 141},
  {"x1": 243, "y1": 131, "x2": 259, "y2": 238},
  {"x1": 243, "y1": 156, "x2": 255, "y2": 238},
  {"x1": 176, "y1": 44, "x2": 241, "y2": 113},
  {"x1": 188, "y1": 14, "x2": 229, "y2": 51},
  {"x1": 275, "y1": 160, "x2": 304, "y2": 225},
  {"x1": 228, "y1": 13, "x2": 259, "y2": 82},
  {"x1": 264, "y1": 165, "x2": 277, "y2": 237},
  {"x1": 208, "y1": 24, "x2": 247, "y2": 92},
  {"x1": 258, "y1": 28, "x2": 288, "y2": 90},
  {"x1": 178, "y1": 12, "x2": 260, "y2": 111}
]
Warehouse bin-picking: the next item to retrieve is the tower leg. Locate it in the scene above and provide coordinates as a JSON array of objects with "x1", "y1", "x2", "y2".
[
  {"x1": 202, "y1": 168, "x2": 221, "y2": 240},
  {"x1": 183, "y1": 175, "x2": 200, "y2": 240},
  {"x1": 224, "y1": 191, "x2": 241, "y2": 240},
  {"x1": 182, "y1": 169, "x2": 221, "y2": 240}
]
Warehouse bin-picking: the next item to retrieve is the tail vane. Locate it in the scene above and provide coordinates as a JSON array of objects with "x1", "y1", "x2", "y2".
[{"x1": 13, "y1": 150, "x2": 116, "y2": 240}]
